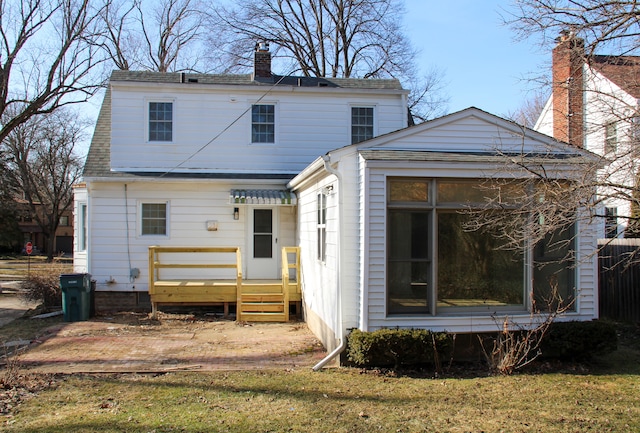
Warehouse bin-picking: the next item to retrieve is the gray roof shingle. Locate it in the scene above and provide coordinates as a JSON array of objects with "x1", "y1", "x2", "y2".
[{"x1": 109, "y1": 70, "x2": 404, "y2": 90}]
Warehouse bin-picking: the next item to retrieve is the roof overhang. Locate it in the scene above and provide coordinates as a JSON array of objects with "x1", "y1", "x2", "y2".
[{"x1": 229, "y1": 189, "x2": 296, "y2": 206}]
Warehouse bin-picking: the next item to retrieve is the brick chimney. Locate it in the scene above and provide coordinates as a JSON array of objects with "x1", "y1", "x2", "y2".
[
  {"x1": 552, "y1": 31, "x2": 585, "y2": 147},
  {"x1": 254, "y1": 42, "x2": 272, "y2": 79}
]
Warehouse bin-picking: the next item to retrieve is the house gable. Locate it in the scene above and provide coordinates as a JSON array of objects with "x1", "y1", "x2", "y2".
[{"x1": 356, "y1": 107, "x2": 583, "y2": 158}]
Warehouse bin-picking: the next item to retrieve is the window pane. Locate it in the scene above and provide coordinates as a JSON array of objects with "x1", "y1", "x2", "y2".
[
  {"x1": 80, "y1": 204, "x2": 87, "y2": 250},
  {"x1": 351, "y1": 107, "x2": 373, "y2": 144},
  {"x1": 149, "y1": 102, "x2": 173, "y2": 141},
  {"x1": 437, "y1": 212, "x2": 524, "y2": 308},
  {"x1": 253, "y1": 209, "x2": 272, "y2": 258},
  {"x1": 389, "y1": 180, "x2": 429, "y2": 202},
  {"x1": 437, "y1": 180, "x2": 525, "y2": 205},
  {"x1": 252, "y1": 104, "x2": 275, "y2": 143},
  {"x1": 387, "y1": 210, "x2": 431, "y2": 314},
  {"x1": 254, "y1": 234, "x2": 272, "y2": 258},
  {"x1": 141, "y1": 203, "x2": 167, "y2": 235},
  {"x1": 533, "y1": 224, "x2": 575, "y2": 311}
]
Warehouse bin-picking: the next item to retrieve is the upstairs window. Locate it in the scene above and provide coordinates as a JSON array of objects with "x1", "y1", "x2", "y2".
[
  {"x1": 605, "y1": 121, "x2": 617, "y2": 154},
  {"x1": 252, "y1": 104, "x2": 275, "y2": 143},
  {"x1": 149, "y1": 102, "x2": 173, "y2": 142},
  {"x1": 351, "y1": 107, "x2": 374, "y2": 144}
]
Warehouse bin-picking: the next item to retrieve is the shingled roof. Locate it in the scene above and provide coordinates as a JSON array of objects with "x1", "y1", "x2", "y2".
[
  {"x1": 83, "y1": 70, "x2": 405, "y2": 179},
  {"x1": 591, "y1": 55, "x2": 640, "y2": 99},
  {"x1": 109, "y1": 70, "x2": 404, "y2": 90}
]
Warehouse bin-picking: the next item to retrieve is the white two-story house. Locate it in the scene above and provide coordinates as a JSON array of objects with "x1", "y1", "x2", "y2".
[
  {"x1": 535, "y1": 32, "x2": 640, "y2": 238},
  {"x1": 75, "y1": 44, "x2": 600, "y2": 360}
]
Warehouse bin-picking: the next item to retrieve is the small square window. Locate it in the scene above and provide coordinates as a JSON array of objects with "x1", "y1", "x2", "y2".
[
  {"x1": 60, "y1": 215, "x2": 69, "y2": 226},
  {"x1": 149, "y1": 102, "x2": 173, "y2": 141},
  {"x1": 351, "y1": 107, "x2": 374, "y2": 144},
  {"x1": 252, "y1": 104, "x2": 275, "y2": 143},
  {"x1": 141, "y1": 203, "x2": 167, "y2": 236}
]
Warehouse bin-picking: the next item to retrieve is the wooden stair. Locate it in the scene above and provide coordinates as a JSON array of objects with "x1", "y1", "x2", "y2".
[{"x1": 238, "y1": 282, "x2": 288, "y2": 322}]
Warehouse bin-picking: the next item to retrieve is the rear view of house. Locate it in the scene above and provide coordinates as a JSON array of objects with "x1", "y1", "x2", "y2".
[
  {"x1": 75, "y1": 43, "x2": 600, "y2": 361},
  {"x1": 74, "y1": 44, "x2": 409, "y2": 314}
]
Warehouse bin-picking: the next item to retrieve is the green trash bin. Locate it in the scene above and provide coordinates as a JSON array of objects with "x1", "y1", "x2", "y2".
[{"x1": 60, "y1": 273, "x2": 92, "y2": 322}]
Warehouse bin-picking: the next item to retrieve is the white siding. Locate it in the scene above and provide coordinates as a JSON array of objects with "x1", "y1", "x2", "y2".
[
  {"x1": 295, "y1": 175, "x2": 340, "y2": 338},
  {"x1": 110, "y1": 83, "x2": 406, "y2": 174},
  {"x1": 86, "y1": 180, "x2": 295, "y2": 292},
  {"x1": 72, "y1": 186, "x2": 88, "y2": 273}
]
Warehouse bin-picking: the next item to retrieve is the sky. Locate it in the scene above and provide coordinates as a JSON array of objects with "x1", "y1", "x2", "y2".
[
  {"x1": 77, "y1": 0, "x2": 552, "y2": 157},
  {"x1": 403, "y1": 0, "x2": 550, "y2": 117}
]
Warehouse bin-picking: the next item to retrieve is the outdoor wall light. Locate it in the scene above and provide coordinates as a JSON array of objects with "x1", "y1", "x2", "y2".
[{"x1": 233, "y1": 207, "x2": 239, "y2": 220}]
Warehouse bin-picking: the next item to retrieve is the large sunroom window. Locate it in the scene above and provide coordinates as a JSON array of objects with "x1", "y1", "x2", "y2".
[{"x1": 386, "y1": 178, "x2": 575, "y2": 315}]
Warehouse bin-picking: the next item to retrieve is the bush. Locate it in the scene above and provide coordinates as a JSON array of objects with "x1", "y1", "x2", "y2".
[
  {"x1": 539, "y1": 320, "x2": 618, "y2": 360},
  {"x1": 346, "y1": 328, "x2": 452, "y2": 369},
  {"x1": 20, "y1": 269, "x2": 63, "y2": 309}
]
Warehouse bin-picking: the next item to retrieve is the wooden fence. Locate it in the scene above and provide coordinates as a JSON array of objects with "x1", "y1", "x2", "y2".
[{"x1": 598, "y1": 239, "x2": 640, "y2": 322}]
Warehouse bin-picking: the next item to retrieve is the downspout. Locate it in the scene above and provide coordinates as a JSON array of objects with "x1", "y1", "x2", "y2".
[{"x1": 313, "y1": 154, "x2": 346, "y2": 371}]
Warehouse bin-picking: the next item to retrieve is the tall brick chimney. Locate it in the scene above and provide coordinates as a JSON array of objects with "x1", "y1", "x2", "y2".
[
  {"x1": 254, "y1": 42, "x2": 272, "y2": 79},
  {"x1": 552, "y1": 31, "x2": 585, "y2": 147}
]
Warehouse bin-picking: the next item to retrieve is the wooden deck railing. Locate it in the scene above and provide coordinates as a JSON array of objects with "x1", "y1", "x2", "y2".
[
  {"x1": 148, "y1": 246, "x2": 242, "y2": 318},
  {"x1": 281, "y1": 246, "x2": 301, "y2": 322},
  {"x1": 148, "y1": 246, "x2": 302, "y2": 321}
]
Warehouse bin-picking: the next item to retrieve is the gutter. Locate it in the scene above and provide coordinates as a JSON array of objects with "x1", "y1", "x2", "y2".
[{"x1": 312, "y1": 154, "x2": 347, "y2": 371}]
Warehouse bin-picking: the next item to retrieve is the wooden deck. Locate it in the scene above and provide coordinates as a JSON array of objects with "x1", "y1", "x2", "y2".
[{"x1": 148, "y1": 246, "x2": 302, "y2": 322}]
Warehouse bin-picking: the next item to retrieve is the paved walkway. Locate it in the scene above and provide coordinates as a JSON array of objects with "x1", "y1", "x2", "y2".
[
  {"x1": 12, "y1": 313, "x2": 328, "y2": 373},
  {"x1": 0, "y1": 285, "x2": 38, "y2": 327}
]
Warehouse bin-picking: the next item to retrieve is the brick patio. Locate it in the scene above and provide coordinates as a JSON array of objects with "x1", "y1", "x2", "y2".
[{"x1": 15, "y1": 313, "x2": 327, "y2": 373}]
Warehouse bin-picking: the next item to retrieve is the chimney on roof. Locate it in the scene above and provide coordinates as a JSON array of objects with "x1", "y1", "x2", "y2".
[
  {"x1": 552, "y1": 30, "x2": 585, "y2": 147},
  {"x1": 254, "y1": 42, "x2": 272, "y2": 79}
]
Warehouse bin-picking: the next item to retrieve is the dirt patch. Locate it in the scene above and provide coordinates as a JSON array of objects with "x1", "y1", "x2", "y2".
[{"x1": 14, "y1": 312, "x2": 326, "y2": 373}]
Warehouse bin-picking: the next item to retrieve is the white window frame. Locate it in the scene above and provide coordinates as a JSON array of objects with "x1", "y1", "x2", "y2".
[
  {"x1": 250, "y1": 102, "x2": 277, "y2": 144},
  {"x1": 79, "y1": 203, "x2": 87, "y2": 251},
  {"x1": 317, "y1": 191, "x2": 327, "y2": 262},
  {"x1": 139, "y1": 201, "x2": 169, "y2": 237},
  {"x1": 351, "y1": 105, "x2": 376, "y2": 144},
  {"x1": 146, "y1": 98, "x2": 175, "y2": 143}
]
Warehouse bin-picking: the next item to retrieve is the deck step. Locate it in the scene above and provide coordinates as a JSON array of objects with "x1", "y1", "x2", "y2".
[
  {"x1": 240, "y1": 312, "x2": 288, "y2": 322},
  {"x1": 240, "y1": 302, "x2": 285, "y2": 313},
  {"x1": 241, "y1": 293, "x2": 284, "y2": 303}
]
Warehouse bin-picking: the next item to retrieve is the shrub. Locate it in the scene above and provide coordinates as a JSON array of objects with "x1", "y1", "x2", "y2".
[
  {"x1": 346, "y1": 328, "x2": 452, "y2": 369},
  {"x1": 20, "y1": 268, "x2": 63, "y2": 309},
  {"x1": 539, "y1": 320, "x2": 618, "y2": 360}
]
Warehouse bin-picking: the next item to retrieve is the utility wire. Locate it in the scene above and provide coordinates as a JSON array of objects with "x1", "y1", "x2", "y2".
[{"x1": 158, "y1": 71, "x2": 294, "y2": 178}]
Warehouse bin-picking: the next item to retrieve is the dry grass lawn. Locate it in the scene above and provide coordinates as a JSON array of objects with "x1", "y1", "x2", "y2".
[{"x1": 1, "y1": 321, "x2": 638, "y2": 432}]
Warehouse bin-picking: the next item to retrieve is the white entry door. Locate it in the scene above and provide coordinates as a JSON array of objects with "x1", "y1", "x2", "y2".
[{"x1": 246, "y1": 207, "x2": 279, "y2": 279}]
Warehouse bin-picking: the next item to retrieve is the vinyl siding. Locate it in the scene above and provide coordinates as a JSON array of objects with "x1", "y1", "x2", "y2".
[
  {"x1": 86, "y1": 180, "x2": 295, "y2": 292},
  {"x1": 110, "y1": 84, "x2": 406, "y2": 174}
]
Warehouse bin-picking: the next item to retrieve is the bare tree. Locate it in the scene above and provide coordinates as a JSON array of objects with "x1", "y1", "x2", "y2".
[
  {"x1": 506, "y1": 0, "x2": 640, "y2": 56},
  {"x1": 506, "y1": 90, "x2": 549, "y2": 128},
  {"x1": 3, "y1": 109, "x2": 85, "y2": 261},
  {"x1": 505, "y1": 1, "x2": 640, "y2": 240},
  {"x1": 0, "y1": 0, "x2": 108, "y2": 145},
  {"x1": 208, "y1": 0, "x2": 448, "y2": 120},
  {"x1": 100, "y1": 0, "x2": 205, "y2": 72}
]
